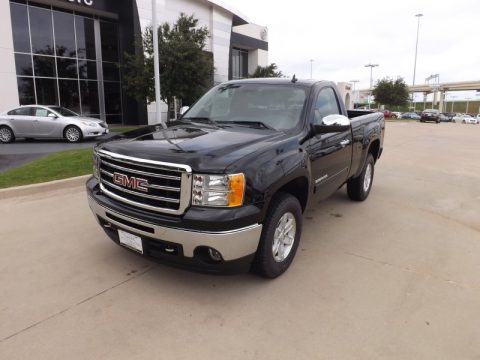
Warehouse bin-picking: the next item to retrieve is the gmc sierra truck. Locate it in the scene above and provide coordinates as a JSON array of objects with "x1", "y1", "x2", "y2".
[{"x1": 87, "y1": 78, "x2": 385, "y2": 278}]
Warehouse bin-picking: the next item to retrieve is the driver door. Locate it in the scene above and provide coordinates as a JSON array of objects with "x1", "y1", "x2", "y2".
[
  {"x1": 306, "y1": 86, "x2": 352, "y2": 200},
  {"x1": 32, "y1": 107, "x2": 61, "y2": 138}
]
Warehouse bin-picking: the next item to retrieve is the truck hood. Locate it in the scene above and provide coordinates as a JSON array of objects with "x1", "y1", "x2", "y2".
[{"x1": 96, "y1": 122, "x2": 286, "y2": 173}]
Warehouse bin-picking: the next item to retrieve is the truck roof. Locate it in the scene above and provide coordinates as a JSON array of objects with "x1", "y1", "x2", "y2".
[{"x1": 223, "y1": 78, "x2": 328, "y2": 87}]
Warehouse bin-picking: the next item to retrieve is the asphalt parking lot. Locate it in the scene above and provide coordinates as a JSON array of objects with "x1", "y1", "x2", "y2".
[{"x1": 1, "y1": 121, "x2": 479, "y2": 359}]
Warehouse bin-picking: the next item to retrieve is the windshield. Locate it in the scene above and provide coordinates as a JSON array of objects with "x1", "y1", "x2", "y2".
[
  {"x1": 184, "y1": 84, "x2": 308, "y2": 130},
  {"x1": 48, "y1": 106, "x2": 78, "y2": 117}
]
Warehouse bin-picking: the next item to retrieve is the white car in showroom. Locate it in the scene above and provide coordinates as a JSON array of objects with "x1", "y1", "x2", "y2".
[
  {"x1": 452, "y1": 114, "x2": 479, "y2": 124},
  {"x1": 0, "y1": 105, "x2": 109, "y2": 143}
]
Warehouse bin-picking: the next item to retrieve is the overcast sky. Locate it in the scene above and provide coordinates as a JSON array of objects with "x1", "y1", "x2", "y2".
[{"x1": 221, "y1": 0, "x2": 480, "y2": 99}]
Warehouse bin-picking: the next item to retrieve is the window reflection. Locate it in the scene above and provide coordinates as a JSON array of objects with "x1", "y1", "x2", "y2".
[
  {"x1": 76, "y1": 16, "x2": 96, "y2": 60},
  {"x1": 59, "y1": 80, "x2": 80, "y2": 113},
  {"x1": 14, "y1": 54, "x2": 33, "y2": 76},
  {"x1": 33, "y1": 55, "x2": 56, "y2": 77},
  {"x1": 57, "y1": 58, "x2": 78, "y2": 78},
  {"x1": 17, "y1": 77, "x2": 35, "y2": 105},
  {"x1": 78, "y1": 60, "x2": 97, "y2": 80},
  {"x1": 29, "y1": 6, "x2": 54, "y2": 55},
  {"x1": 10, "y1": 2, "x2": 122, "y2": 121},
  {"x1": 100, "y1": 22, "x2": 119, "y2": 62},
  {"x1": 104, "y1": 82, "x2": 122, "y2": 114},
  {"x1": 53, "y1": 11, "x2": 76, "y2": 57},
  {"x1": 35, "y1": 78, "x2": 58, "y2": 105},
  {"x1": 10, "y1": 3, "x2": 31, "y2": 53},
  {"x1": 80, "y1": 81, "x2": 99, "y2": 115}
]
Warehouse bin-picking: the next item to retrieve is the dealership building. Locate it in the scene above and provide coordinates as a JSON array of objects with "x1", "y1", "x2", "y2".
[{"x1": 0, "y1": 0, "x2": 269, "y2": 124}]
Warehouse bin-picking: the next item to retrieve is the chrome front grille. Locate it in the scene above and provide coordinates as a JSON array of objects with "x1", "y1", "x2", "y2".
[{"x1": 97, "y1": 150, "x2": 192, "y2": 215}]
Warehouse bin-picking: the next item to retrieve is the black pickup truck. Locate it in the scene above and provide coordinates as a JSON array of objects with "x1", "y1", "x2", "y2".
[{"x1": 87, "y1": 79, "x2": 385, "y2": 278}]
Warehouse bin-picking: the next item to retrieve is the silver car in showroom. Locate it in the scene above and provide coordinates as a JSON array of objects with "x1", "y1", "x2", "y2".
[{"x1": 0, "y1": 105, "x2": 109, "y2": 143}]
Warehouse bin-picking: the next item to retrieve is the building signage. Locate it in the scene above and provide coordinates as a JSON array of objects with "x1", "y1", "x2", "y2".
[{"x1": 67, "y1": 0, "x2": 93, "y2": 6}]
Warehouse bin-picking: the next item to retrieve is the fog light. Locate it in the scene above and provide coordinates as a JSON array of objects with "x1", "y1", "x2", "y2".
[{"x1": 208, "y1": 248, "x2": 223, "y2": 262}]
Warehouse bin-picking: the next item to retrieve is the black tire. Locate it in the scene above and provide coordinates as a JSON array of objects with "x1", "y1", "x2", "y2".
[
  {"x1": 252, "y1": 193, "x2": 302, "y2": 278},
  {"x1": 0, "y1": 126, "x2": 15, "y2": 143},
  {"x1": 347, "y1": 153, "x2": 375, "y2": 201},
  {"x1": 64, "y1": 125, "x2": 83, "y2": 143}
]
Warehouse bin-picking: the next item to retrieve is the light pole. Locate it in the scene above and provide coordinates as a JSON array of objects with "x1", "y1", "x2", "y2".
[
  {"x1": 412, "y1": 13, "x2": 423, "y2": 110},
  {"x1": 465, "y1": 97, "x2": 472, "y2": 113},
  {"x1": 450, "y1": 95, "x2": 457, "y2": 112},
  {"x1": 350, "y1": 80, "x2": 360, "y2": 105},
  {"x1": 364, "y1": 63, "x2": 379, "y2": 109},
  {"x1": 152, "y1": 0, "x2": 164, "y2": 126},
  {"x1": 309, "y1": 59, "x2": 314, "y2": 79}
]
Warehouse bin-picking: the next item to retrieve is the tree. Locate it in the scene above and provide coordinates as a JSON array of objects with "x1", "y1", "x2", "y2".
[
  {"x1": 371, "y1": 77, "x2": 410, "y2": 109},
  {"x1": 123, "y1": 13, "x2": 214, "y2": 114},
  {"x1": 250, "y1": 63, "x2": 283, "y2": 78}
]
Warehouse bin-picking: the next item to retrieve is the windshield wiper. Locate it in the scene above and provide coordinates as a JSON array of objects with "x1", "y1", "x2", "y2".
[
  {"x1": 221, "y1": 120, "x2": 275, "y2": 130},
  {"x1": 182, "y1": 117, "x2": 218, "y2": 126}
]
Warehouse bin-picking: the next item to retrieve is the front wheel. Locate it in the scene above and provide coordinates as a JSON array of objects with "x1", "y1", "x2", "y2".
[
  {"x1": 347, "y1": 154, "x2": 375, "y2": 201},
  {"x1": 252, "y1": 193, "x2": 302, "y2": 278},
  {"x1": 0, "y1": 126, "x2": 15, "y2": 143},
  {"x1": 64, "y1": 126, "x2": 83, "y2": 143}
]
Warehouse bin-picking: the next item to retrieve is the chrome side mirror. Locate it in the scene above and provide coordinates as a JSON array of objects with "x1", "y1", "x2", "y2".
[{"x1": 48, "y1": 113, "x2": 57, "y2": 119}]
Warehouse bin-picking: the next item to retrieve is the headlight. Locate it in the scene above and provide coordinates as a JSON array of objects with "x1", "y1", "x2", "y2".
[
  {"x1": 82, "y1": 121, "x2": 98, "y2": 127},
  {"x1": 92, "y1": 151, "x2": 100, "y2": 179},
  {"x1": 192, "y1": 173, "x2": 245, "y2": 207}
]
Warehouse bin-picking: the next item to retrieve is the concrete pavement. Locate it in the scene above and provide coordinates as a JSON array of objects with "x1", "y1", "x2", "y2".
[{"x1": 1, "y1": 122, "x2": 479, "y2": 359}]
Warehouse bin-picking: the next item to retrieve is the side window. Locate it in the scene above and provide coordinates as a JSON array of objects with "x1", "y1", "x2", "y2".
[
  {"x1": 313, "y1": 87, "x2": 341, "y2": 124},
  {"x1": 33, "y1": 107, "x2": 50, "y2": 117},
  {"x1": 8, "y1": 107, "x2": 33, "y2": 116}
]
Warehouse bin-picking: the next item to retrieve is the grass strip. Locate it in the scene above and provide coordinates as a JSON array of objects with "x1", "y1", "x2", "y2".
[{"x1": 0, "y1": 147, "x2": 93, "y2": 189}]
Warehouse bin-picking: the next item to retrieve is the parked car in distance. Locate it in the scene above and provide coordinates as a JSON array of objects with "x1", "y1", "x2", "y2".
[
  {"x1": 452, "y1": 114, "x2": 479, "y2": 124},
  {"x1": 401, "y1": 112, "x2": 421, "y2": 120},
  {"x1": 392, "y1": 112, "x2": 402, "y2": 119},
  {"x1": 383, "y1": 110, "x2": 397, "y2": 118},
  {"x1": 420, "y1": 109, "x2": 440, "y2": 123},
  {"x1": 0, "y1": 105, "x2": 108, "y2": 143},
  {"x1": 444, "y1": 112, "x2": 456, "y2": 121},
  {"x1": 439, "y1": 113, "x2": 449, "y2": 122}
]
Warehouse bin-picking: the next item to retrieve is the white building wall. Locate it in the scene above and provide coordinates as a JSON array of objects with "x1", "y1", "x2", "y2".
[
  {"x1": 232, "y1": 23, "x2": 268, "y2": 41},
  {"x1": 0, "y1": 1, "x2": 20, "y2": 112},
  {"x1": 136, "y1": 0, "x2": 233, "y2": 123}
]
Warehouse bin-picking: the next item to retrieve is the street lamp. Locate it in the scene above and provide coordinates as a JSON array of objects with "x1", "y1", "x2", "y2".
[
  {"x1": 309, "y1": 59, "x2": 314, "y2": 79},
  {"x1": 350, "y1": 80, "x2": 360, "y2": 105},
  {"x1": 450, "y1": 95, "x2": 457, "y2": 112},
  {"x1": 465, "y1": 97, "x2": 472, "y2": 113},
  {"x1": 364, "y1": 63, "x2": 379, "y2": 109},
  {"x1": 412, "y1": 13, "x2": 423, "y2": 110},
  {"x1": 152, "y1": 0, "x2": 164, "y2": 126}
]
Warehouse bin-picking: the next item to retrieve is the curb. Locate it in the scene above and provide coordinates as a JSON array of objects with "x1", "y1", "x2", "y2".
[{"x1": 0, "y1": 175, "x2": 91, "y2": 200}]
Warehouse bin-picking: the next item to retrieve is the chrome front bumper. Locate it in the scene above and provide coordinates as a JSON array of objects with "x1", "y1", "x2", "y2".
[{"x1": 87, "y1": 196, "x2": 262, "y2": 261}]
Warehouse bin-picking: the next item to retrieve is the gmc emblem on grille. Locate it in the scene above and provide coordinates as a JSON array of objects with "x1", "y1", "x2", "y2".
[{"x1": 112, "y1": 173, "x2": 149, "y2": 192}]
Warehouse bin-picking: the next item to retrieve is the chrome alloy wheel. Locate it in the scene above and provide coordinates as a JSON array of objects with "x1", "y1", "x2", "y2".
[
  {"x1": 363, "y1": 163, "x2": 373, "y2": 193},
  {"x1": 65, "y1": 127, "x2": 81, "y2": 142},
  {"x1": 0, "y1": 127, "x2": 12, "y2": 143},
  {"x1": 272, "y1": 212, "x2": 296, "y2": 262}
]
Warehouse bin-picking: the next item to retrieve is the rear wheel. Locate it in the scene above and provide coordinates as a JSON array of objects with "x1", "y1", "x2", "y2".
[
  {"x1": 64, "y1": 125, "x2": 82, "y2": 143},
  {"x1": 347, "y1": 154, "x2": 375, "y2": 201},
  {"x1": 252, "y1": 193, "x2": 302, "y2": 278},
  {"x1": 0, "y1": 126, "x2": 15, "y2": 143}
]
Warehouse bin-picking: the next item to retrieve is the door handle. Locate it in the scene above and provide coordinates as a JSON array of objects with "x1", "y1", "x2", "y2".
[
  {"x1": 340, "y1": 139, "x2": 350, "y2": 147},
  {"x1": 33, "y1": 120, "x2": 39, "y2": 122}
]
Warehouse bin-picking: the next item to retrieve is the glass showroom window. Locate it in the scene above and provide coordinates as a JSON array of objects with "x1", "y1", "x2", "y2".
[
  {"x1": 232, "y1": 48, "x2": 249, "y2": 79},
  {"x1": 9, "y1": 1, "x2": 122, "y2": 122}
]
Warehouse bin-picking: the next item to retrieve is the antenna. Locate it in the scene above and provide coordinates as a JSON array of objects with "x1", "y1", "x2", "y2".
[{"x1": 291, "y1": 74, "x2": 297, "y2": 83}]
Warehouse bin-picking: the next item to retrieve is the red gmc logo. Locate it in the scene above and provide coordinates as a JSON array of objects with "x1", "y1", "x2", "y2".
[{"x1": 112, "y1": 173, "x2": 149, "y2": 192}]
